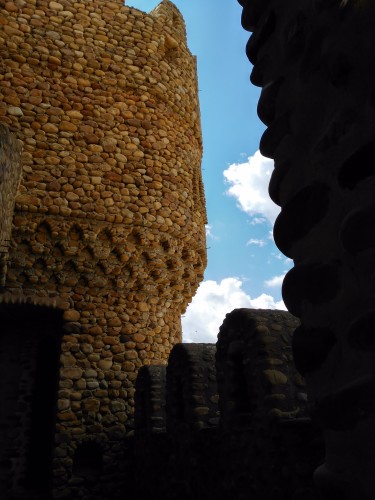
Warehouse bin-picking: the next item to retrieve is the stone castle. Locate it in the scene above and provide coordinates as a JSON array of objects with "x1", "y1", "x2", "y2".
[
  {"x1": 2, "y1": 0, "x2": 375, "y2": 499},
  {"x1": 0, "y1": 0, "x2": 207, "y2": 496},
  {"x1": 241, "y1": 0, "x2": 375, "y2": 498}
]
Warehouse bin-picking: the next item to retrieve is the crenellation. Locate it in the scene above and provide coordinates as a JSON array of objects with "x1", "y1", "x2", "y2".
[
  {"x1": 0, "y1": 0, "x2": 350, "y2": 497},
  {"x1": 131, "y1": 309, "x2": 322, "y2": 500}
]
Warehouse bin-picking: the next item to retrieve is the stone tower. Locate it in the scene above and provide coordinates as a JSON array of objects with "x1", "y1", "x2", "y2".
[{"x1": 0, "y1": 0, "x2": 206, "y2": 496}]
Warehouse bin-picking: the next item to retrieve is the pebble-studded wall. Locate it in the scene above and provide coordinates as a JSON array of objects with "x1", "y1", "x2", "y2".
[
  {"x1": 0, "y1": 0, "x2": 206, "y2": 496},
  {"x1": 132, "y1": 309, "x2": 321, "y2": 500},
  {"x1": 0, "y1": 123, "x2": 22, "y2": 285}
]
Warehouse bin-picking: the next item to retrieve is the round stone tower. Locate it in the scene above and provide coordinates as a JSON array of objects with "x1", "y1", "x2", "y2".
[{"x1": 0, "y1": 0, "x2": 206, "y2": 494}]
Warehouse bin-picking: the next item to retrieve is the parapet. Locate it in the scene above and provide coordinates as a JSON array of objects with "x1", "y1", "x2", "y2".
[
  {"x1": 135, "y1": 365, "x2": 167, "y2": 436},
  {"x1": 216, "y1": 308, "x2": 307, "y2": 429},
  {"x1": 166, "y1": 343, "x2": 219, "y2": 432},
  {"x1": 132, "y1": 310, "x2": 320, "y2": 499}
]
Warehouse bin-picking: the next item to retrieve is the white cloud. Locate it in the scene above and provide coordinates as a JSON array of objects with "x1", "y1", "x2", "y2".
[
  {"x1": 182, "y1": 277, "x2": 286, "y2": 343},
  {"x1": 223, "y1": 150, "x2": 280, "y2": 225},
  {"x1": 249, "y1": 293, "x2": 286, "y2": 310},
  {"x1": 205, "y1": 224, "x2": 217, "y2": 240},
  {"x1": 264, "y1": 273, "x2": 286, "y2": 288},
  {"x1": 246, "y1": 238, "x2": 267, "y2": 247},
  {"x1": 272, "y1": 252, "x2": 283, "y2": 260},
  {"x1": 249, "y1": 217, "x2": 267, "y2": 225}
]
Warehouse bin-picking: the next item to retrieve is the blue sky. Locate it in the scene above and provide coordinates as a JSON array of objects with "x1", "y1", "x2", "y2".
[{"x1": 127, "y1": 0, "x2": 292, "y2": 342}]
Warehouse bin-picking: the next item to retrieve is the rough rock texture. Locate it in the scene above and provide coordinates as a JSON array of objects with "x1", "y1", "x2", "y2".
[
  {"x1": 132, "y1": 310, "x2": 323, "y2": 500},
  {"x1": 166, "y1": 343, "x2": 219, "y2": 499},
  {"x1": 135, "y1": 364, "x2": 166, "y2": 435},
  {"x1": 0, "y1": 0, "x2": 206, "y2": 497},
  {"x1": 133, "y1": 365, "x2": 167, "y2": 499},
  {"x1": 239, "y1": 0, "x2": 375, "y2": 498},
  {"x1": 0, "y1": 124, "x2": 22, "y2": 286},
  {"x1": 216, "y1": 308, "x2": 306, "y2": 428},
  {"x1": 166, "y1": 342, "x2": 219, "y2": 433},
  {"x1": 216, "y1": 308, "x2": 316, "y2": 500},
  {"x1": 133, "y1": 343, "x2": 219, "y2": 500}
]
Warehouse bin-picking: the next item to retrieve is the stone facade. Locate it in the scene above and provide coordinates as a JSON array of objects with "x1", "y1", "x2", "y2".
[
  {"x1": 0, "y1": 123, "x2": 22, "y2": 286},
  {"x1": 0, "y1": 0, "x2": 206, "y2": 497},
  {"x1": 239, "y1": 0, "x2": 375, "y2": 498}
]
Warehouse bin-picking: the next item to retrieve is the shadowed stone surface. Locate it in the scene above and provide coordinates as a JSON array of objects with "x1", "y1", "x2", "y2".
[
  {"x1": 132, "y1": 310, "x2": 323, "y2": 499},
  {"x1": 238, "y1": 0, "x2": 375, "y2": 498},
  {"x1": 0, "y1": 125, "x2": 22, "y2": 287}
]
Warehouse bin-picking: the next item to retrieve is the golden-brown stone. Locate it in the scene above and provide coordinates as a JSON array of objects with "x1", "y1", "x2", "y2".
[{"x1": 0, "y1": 0, "x2": 207, "y2": 486}]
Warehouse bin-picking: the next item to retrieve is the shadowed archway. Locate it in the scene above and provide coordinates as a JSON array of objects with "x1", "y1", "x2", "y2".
[{"x1": 0, "y1": 298, "x2": 64, "y2": 498}]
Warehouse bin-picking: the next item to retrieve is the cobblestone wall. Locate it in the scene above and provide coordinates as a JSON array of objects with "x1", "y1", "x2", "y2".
[
  {"x1": 216, "y1": 309, "x2": 314, "y2": 500},
  {"x1": 135, "y1": 364, "x2": 166, "y2": 436},
  {"x1": 133, "y1": 309, "x2": 323, "y2": 500},
  {"x1": 0, "y1": 124, "x2": 22, "y2": 285},
  {"x1": 216, "y1": 308, "x2": 306, "y2": 429},
  {"x1": 0, "y1": 0, "x2": 206, "y2": 496},
  {"x1": 166, "y1": 343, "x2": 219, "y2": 433}
]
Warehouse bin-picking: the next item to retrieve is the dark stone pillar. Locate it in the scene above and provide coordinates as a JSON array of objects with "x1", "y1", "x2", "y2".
[
  {"x1": 135, "y1": 365, "x2": 167, "y2": 436},
  {"x1": 216, "y1": 308, "x2": 316, "y2": 499},
  {"x1": 133, "y1": 365, "x2": 168, "y2": 499},
  {"x1": 0, "y1": 299, "x2": 63, "y2": 499},
  {"x1": 238, "y1": 0, "x2": 375, "y2": 497},
  {"x1": 166, "y1": 343, "x2": 219, "y2": 499}
]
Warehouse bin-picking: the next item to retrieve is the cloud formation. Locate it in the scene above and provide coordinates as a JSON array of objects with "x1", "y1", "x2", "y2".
[
  {"x1": 205, "y1": 224, "x2": 217, "y2": 240},
  {"x1": 246, "y1": 238, "x2": 267, "y2": 247},
  {"x1": 250, "y1": 217, "x2": 267, "y2": 225},
  {"x1": 264, "y1": 273, "x2": 286, "y2": 288},
  {"x1": 182, "y1": 277, "x2": 286, "y2": 343},
  {"x1": 223, "y1": 150, "x2": 279, "y2": 225}
]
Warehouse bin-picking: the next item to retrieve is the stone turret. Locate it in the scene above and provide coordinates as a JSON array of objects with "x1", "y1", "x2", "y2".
[{"x1": 0, "y1": 0, "x2": 206, "y2": 496}]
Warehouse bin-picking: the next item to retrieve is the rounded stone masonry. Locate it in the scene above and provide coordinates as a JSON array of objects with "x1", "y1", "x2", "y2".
[
  {"x1": 135, "y1": 365, "x2": 166, "y2": 436},
  {"x1": 0, "y1": 124, "x2": 22, "y2": 286},
  {"x1": 216, "y1": 307, "x2": 316, "y2": 500},
  {"x1": 165, "y1": 342, "x2": 220, "y2": 500},
  {"x1": 238, "y1": 0, "x2": 375, "y2": 498},
  {"x1": 216, "y1": 308, "x2": 307, "y2": 430},
  {"x1": 166, "y1": 343, "x2": 219, "y2": 433},
  {"x1": 0, "y1": 0, "x2": 206, "y2": 496}
]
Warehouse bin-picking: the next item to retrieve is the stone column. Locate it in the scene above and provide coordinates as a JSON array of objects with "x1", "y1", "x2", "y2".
[{"x1": 238, "y1": 0, "x2": 375, "y2": 497}]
